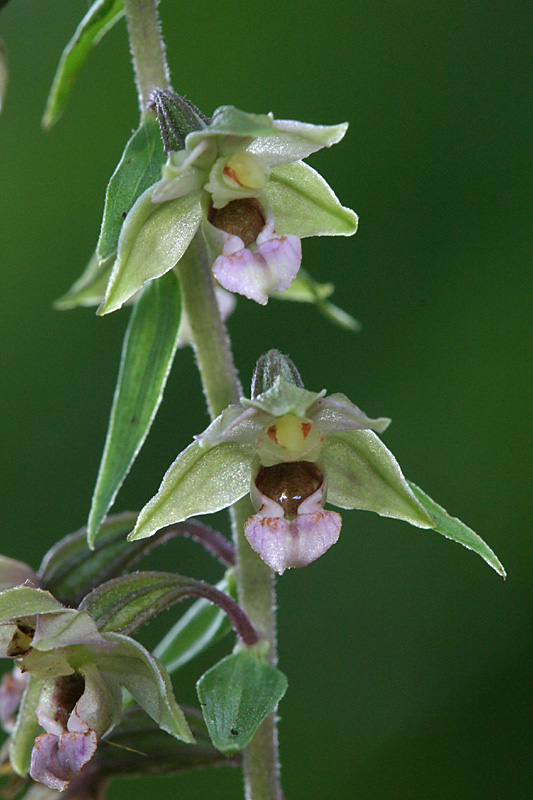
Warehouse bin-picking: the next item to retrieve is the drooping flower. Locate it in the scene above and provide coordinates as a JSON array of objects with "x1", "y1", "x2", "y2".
[
  {"x1": 0, "y1": 586, "x2": 193, "y2": 791},
  {"x1": 127, "y1": 352, "x2": 436, "y2": 574},
  {"x1": 127, "y1": 351, "x2": 506, "y2": 578},
  {"x1": 99, "y1": 106, "x2": 358, "y2": 314}
]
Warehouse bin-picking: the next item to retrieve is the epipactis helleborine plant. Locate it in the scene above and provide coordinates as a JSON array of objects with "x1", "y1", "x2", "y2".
[
  {"x1": 0, "y1": 585, "x2": 192, "y2": 791},
  {"x1": 99, "y1": 106, "x2": 358, "y2": 314},
  {"x1": 128, "y1": 351, "x2": 438, "y2": 574}
]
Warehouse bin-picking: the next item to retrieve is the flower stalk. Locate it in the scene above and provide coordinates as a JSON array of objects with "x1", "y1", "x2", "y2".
[
  {"x1": 122, "y1": 5, "x2": 283, "y2": 796},
  {"x1": 123, "y1": 0, "x2": 170, "y2": 116}
]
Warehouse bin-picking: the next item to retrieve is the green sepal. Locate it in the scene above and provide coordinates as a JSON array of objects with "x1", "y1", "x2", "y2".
[
  {"x1": 54, "y1": 251, "x2": 114, "y2": 310},
  {"x1": 154, "y1": 574, "x2": 235, "y2": 674},
  {"x1": 266, "y1": 160, "x2": 358, "y2": 238},
  {"x1": 97, "y1": 116, "x2": 166, "y2": 262},
  {"x1": 186, "y1": 105, "x2": 274, "y2": 150},
  {"x1": 42, "y1": 0, "x2": 124, "y2": 130},
  {"x1": 96, "y1": 632, "x2": 194, "y2": 743},
  {"x1": 197, "y1": 649, "x2": 288, "y2": 755},
  {"x1": 9, "y1": 677, "x2": 43, "y2": 777},
  {"x1": 408, "y1": 482, "x2": 506, "y2": 577},
  {"x1": 99, "y1": 188, "x2": 202, "y2": 314},
  {"x1": 322, "y1": 430, "x2": 434, "y2": 527},
  {"x1": 78, "y1": 571, "x2": 224, "y2": 635},
  {"x1": 88, "y1": 271, "x2": 181, "y2": 548},
  {"x1": 274, "y1": 269, "x2": 361, "y2": 331},
  {"x1": 0, "y1": 587, "x2": 63, "y2": 623},
  {"x1": 130, "y1": 441, "x2": 254, "y2": 541}
]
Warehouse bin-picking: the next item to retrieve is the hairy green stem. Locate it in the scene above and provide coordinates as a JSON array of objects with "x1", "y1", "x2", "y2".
[
  {"x1": 176, "y1": 235, "x2": 242, "y2": 416},
  {"x1": 123, "y1": 0, "x2": 170, "y2": 115},
  {"x1": 177, "y1": 238, "x2": 282, "y2": 800},
  {"x1": 124, "y1": 5, "x2": 282, "y2": 795}
]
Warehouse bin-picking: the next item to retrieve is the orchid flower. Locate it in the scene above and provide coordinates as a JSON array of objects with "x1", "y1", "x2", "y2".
[
  {"x1": 127, "y1": 351, "x2": 506, "y2": 578},
  {"x1": 0, "y1": 586, "x2": 192, "y2": 791},
  {"x1": 99, "y1": 106, "x2": 357, "y2": 313}
]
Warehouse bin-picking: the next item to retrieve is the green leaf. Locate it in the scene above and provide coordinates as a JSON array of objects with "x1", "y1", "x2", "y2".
[
  {"x1": 79, "y1": 571, "x2": 246, "y2": 642},
  {"x1": 154, "y1": 575, "x2": 235, "y2": 674},
  {"x1": 98, "y1": 117, "x2": 166, "y2": 262},
  {"x1": 79, "y1": 571, "x2": 209, "y2": 634},
  {"x1": 0, "y1": 587, "x2": 63, "y2": 623},
  {"x1": 9, "y1": 677, "x2": 43, "y2": 777},
  {"x1": 408, "y1": 482, "x2": 506, "y2": 577},
  {"x1": 322, "y1": 430, "x2": 434, "y2": 528},
  {"x1": 130, "y1": 441, "x2": 254, "y2": 541},
  {"x1": 197, "y1": 649, "x2": 287, "y2": 754},
  {"x1": 266, "y1": 160, "x2": 358, "y2": 238},
  {"x1": 54, "y1": 251, "x2": 114, "y2": 310},
  {"x1": 97, "y1": 632, "x2": 194, "y2": 743},
  {"x1": 88, "y1": 271, "x2": 181, "y2": 547},
  {"x1": 273, "y1": 269, "x2": 361, "y2": 331},
  {"x1": 99, "y1": 188, "x2": 203, "y2": 314},
  {"x1": 42, "y1": 0, "x2": 124, "y2": 130}
]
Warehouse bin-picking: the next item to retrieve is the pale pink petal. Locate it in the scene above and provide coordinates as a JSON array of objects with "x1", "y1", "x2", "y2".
[
  {"x1": 255, "y1": 234, "x2": 302, "y2": 293},
  {"x1": 30, "y1": 730, "x2": 97, "y2": 791},
  {"x1": 244, "y1": 510, "x2": 341, "y2": 574},
  {"x1": 212, "y1": 248, "x2": 271, "y2": 305}
]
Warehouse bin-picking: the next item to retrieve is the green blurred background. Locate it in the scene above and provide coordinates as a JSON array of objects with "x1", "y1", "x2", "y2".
[{"x1": 0, "y1": 1, "x2": 531, "y2": 797}]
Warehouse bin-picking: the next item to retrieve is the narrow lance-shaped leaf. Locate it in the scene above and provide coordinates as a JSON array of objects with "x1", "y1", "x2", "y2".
[
  {"x1": 197, "y1": 649, "x2": 288, "y2": 755},
  {"x1": 408, "y1": 482, "x2": 506, "y2": 578},
  {"x1": 88, "y1": 271, "x2": 181, "y2": 548},
  {"x1": 98, "y1": 117, "x2": 166, "y2": 263},
  {"x1": 42, "y1": 0, "x2": 124, "y2": 130},
  {"x1": 78, "y1": 571, "x2": 257, "y2": 645}
]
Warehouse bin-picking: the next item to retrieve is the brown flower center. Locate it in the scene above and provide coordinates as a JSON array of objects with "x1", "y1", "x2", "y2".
[
  {"x1": 208, "y1": 198, "x2": 265, "y2": 247},
  {"x1": 255, "y1": 461, "x2": 323, "y2": 518}
]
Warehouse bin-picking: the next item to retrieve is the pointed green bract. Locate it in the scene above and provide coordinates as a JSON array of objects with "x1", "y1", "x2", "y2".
[
  {"x1": 97, "y1": 632, "x2": 194, "y2": 743},
  {"x1": 97, "y1": 116, "x2": 166, "y2": 262},
  {"x1": 99, "y1": 188, "x2": 202, "y2": 314},
  {"x1": 408, "y1": 482, "x2": 506, "y2": 577},
  {"x1": 154, "y1": 576, "x2": 234, "y2": 674},
  {"x1": 9, "y1": 677, "x2": 43, "y2": 777},
  {"x1": 197, "y1": 649, "x2": 288, "y2": 754},
  {"x1": 42, "y1": 0, "x2": 124, "y2": 130},
  {"x1": 88, "y1": 272, "x2": 181, "y2": 548},
  {"x1": 266, "y1": 161, "x2": 358, "y2": 238},
  {"x1": 322, "y1": 431, "x2": 434, "y2": 527},
  {"x1": 130, "y1": 441, "x2": 254, "y2": 541},
  {"x1": 54, "y1": 251, "x2": 114, "y2": 310}
]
